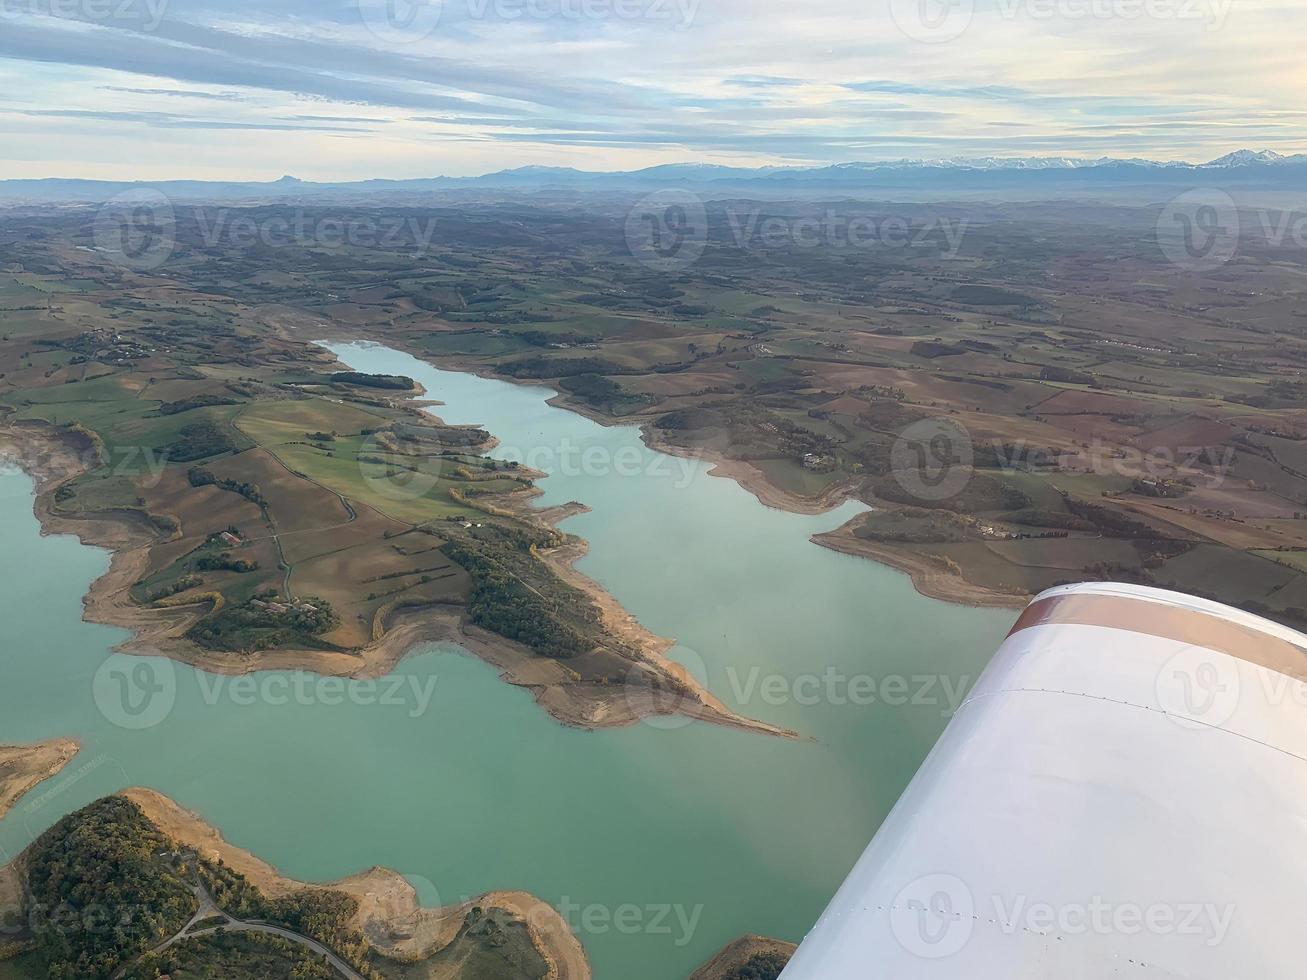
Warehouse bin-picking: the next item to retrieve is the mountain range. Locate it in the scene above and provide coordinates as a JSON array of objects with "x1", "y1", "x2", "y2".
[{"x1": 3, "y1": 149, "x2": 1306, "y2": 204}]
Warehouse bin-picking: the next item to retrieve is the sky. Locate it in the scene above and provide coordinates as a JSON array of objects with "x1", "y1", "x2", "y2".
[{"x1": 1, "y1": 0, "x2": 1305, "y2": 180}]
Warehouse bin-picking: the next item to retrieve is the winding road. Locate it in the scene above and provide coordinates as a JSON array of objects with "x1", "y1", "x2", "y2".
[{"x1": 139, "y1": 882, "x2": 367, "y2": 980}]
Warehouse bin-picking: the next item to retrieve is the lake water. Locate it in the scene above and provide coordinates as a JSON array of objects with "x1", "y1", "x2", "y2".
[{"x1": 0, "y1": 341, "x2": 1014, "y2": 979}]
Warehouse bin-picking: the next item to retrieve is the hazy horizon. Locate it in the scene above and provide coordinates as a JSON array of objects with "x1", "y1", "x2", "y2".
[{"x1": 3, "y1": 0, "x2": 1305, "y2": 182}]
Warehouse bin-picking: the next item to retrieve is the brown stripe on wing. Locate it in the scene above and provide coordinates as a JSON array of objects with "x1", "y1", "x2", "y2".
[{"x1": 1009, "y1": 593, "x2": 1307, "y2": 686}]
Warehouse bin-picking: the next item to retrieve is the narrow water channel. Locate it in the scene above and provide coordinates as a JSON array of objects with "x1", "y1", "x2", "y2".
[{"x1": 0, "y1": 341, "x2": 1014, "y2": 979}]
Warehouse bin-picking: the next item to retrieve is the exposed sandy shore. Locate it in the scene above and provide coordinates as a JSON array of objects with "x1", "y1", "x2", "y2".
[
  {"x1": 302, "y1": 325, "x2": 860, "y2": 520},
  {"x1": 0, "y1": 738, "x2": 79, "y2": 821},
  {"x1": 304, "y1": 325, "x2": 1017, "y2": 614},
  {"x1": 307, "y1": 332, "x2": 798, "y2": 738},
  {"x1": 483, "y1": 490, "x2": 799, "y2": 738},
  {"x1": 813, "y1": 522, "x2": 1029, "y2": 610},
  {"x1": 0, "y1": 862, "x2": 20, "y2": 926},
  {"x1": 123, "y1": 788, "x2": 591, "y2": 980},
  {"x1": 688, "y1": 934, "x2": 798, "y2": 980},
  {"x1": 640, "y1": 427, "x2": 862, "y2": 517},
  {"x1": 0, "y1": 418, "x2": 793, "y2": 739},
  {"x1": 0, "y1": 738, "x2": 80, "y2": 929}
]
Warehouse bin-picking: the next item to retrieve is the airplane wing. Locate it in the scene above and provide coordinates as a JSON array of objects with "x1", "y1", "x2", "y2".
[{"x1": 782, "y1": 582, "x2": 1307, "y2": 979}]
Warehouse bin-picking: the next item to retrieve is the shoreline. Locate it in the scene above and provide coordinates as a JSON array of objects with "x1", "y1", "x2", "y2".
[
  {"x1": 0, "y1": 738, "x2": 80, "y2": 821},
  {"x1": 688, "y1": 934, "x2": 798, "y2": 980},
  {"x1": 315, "y1": 336, "x2": 799, "y2": 739},
  {"x1": 0, "y1": 408, "x2": 795, "y2": 740},
  {"x1": 0, "y1": 738, "x2": 81, "y2": 930},
  {"x1": 2, "y1": 787, "x2": 590, "y2": 980},
  {"x1": 812, "y1": 523, "x2": 1029, "y2": 610},
  {"x1": 304, "y1": 328, "x2": 862, "y2": 519},
  {"x1": 310, "y1": 327, "x2": 1026, "y2": 610},
  {"x1": 639, "y1": 425, "x2": 862, "y2": 517}
]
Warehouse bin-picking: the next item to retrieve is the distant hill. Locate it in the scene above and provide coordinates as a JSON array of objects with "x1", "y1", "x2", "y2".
[{"x1": 4, "y1": 149, "x2": 1307, "y2": 203}]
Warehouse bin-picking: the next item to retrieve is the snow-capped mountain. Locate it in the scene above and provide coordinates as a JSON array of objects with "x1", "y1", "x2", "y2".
[
  {"x1": 1201, "y1": 149, "x2": 1296, "y2": 167},
  {"x1": 4, "y1": 149, "x2": 1306, "y2": 203},
  {"x1": 827, "y1": 150, "x2": 1303, "y2": 171}
]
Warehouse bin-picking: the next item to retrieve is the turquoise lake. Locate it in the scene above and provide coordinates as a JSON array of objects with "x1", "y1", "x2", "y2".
[{"x1": 0, "y1": 341, "x2": 1014, "y2": 979}]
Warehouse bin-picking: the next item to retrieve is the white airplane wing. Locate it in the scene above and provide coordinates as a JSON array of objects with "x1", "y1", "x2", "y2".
[{"x1": 782, "y1": 582, "x2": 1307, "y2": 979}]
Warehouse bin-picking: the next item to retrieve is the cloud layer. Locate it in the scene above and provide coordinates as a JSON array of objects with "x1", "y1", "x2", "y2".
[{"x1": 0, "y1": 0, "x2": 1303, "y2": 178}]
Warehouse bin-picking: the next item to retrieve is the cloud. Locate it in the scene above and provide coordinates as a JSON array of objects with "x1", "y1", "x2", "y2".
[
  {"x1": 99, "y1": 85, "x2": 250, "y2": 100},
  {"x1": 0, "y1": 0, "x2": 1304, "y2": 177}
]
